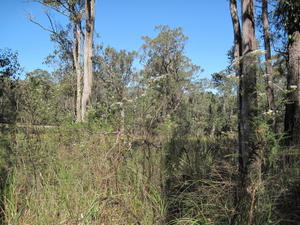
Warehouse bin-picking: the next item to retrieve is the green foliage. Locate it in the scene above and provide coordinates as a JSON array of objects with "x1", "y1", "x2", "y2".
[
  {"x1": 0, "y1": 123, "x2": 169, "y2": 224},
  {"x1": 275, "y1": 0, "x2": 300, "y2": 35},
  {"x1": 0, "y1": 17, "x2": 299, "y2": 225},
  {"x1": 0, "y1": 48, "x2": 21, "y2": 124},
  {"x1": 0, "y1": 48, "x2": 21, "y2": 79},
  {"x1": 140, "y1": 26, "x2": 200, "y2": 117},
  {"x1": 92, "y1": 46, "x2": 136, "y2": 128},
  {"x1": 17, "y1": 69, "x2": 67, "y2": 124}
]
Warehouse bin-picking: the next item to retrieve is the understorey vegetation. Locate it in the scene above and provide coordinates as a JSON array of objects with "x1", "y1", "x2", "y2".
[{"x1": 1, "y1": 0, "x2": 300, "y2": 224}]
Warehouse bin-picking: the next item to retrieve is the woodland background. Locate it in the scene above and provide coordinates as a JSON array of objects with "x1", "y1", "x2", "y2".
[{"x1": 0, "y1": 0, "x2": 300, "y2": 224}]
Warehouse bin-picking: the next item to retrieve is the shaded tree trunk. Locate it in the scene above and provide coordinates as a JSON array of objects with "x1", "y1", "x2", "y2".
[
  {"x1": 240, "y1": 1, "x2": 260, "y2": 224},
  {"x1": 285, "y1": 31, "x2": 300, "y2": 146},
  {"x1": 229, "y1": 0, "x2": 243, "y2": 173},
  {"x1": 81, "y1": 0, "x2": 95, "y2": 121},
  {"x1": 229, "y1": 0, "x2": 242, "y2": 60},
  {"x1": 230, "y1": 0, "x2": 261, "y2": 224},
  {"x1": 262, "y1": 0, "x2": 276, "y2": 129},
  {"x1": 73, "y1": 23, "x2": 82, "y2": 122}
]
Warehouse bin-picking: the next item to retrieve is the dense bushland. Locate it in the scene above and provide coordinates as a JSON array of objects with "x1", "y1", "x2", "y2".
[
  {"x1": 1, "y1": 116, "x2": 299, "y2": 224},
  {"x1": 1, "y1": 0, "x2": 300, "y2": 224}
]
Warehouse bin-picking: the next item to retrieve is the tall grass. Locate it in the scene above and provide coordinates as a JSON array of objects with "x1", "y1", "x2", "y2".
[
  {"x1": 1, "y1": 123, "x2": 299, "y2": 224},
  {"x1": 1, "y1": 123, "x2": 167, "y2": 225}
]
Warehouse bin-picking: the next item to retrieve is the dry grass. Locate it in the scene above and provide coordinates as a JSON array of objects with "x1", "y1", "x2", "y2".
[{"x1": 2, "y1": 125, "x2": 165, "y2": 225}]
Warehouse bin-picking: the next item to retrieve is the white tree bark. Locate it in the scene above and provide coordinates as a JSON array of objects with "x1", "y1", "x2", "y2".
[
  {"x1": 81, "y1": 0, "x2": 95, "y2": 121},
  {"x1": 73, "y1": 23, "x2": 82, "y2": 122}
]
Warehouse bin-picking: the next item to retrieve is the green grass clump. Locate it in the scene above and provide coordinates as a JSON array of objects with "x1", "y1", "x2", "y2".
[
  {"x1": 1, "y1": 123, "x2": 168, "y2": 225},
  {"x1": 1, "y1": 123, "x2": 299, "y2": 225}
]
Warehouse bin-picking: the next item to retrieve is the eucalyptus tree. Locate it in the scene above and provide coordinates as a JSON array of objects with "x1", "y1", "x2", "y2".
[
  {"x1": 229, "y1": 0, "x2": 260, "y2": 224},
  {"x1": 140, "y1": 26, "x2": 199, "y2": 125},
  {"x1": 81, "y1": 0, "x2": 95, "y2": 121},
  {"x1": 132, "y1": 27, "x2": 201, "y2": 200},
  {"x1": 229, "y1": 0, "x2": 242, "y2": 61},
  {"x1": 0, "y1": 48, "x2": 21, "y2": 96},
  {"x1": 262, "y1": 0, "x2": 276, "y2": 128},
  {"x1": 275, "y1": 0, "x2": 300, "y2": 145},
  {"x1": 93, "y1": 47, "x2": 136, "y2": 132},
  {"x1": 211, "y1": 71, "x2": 238, "y2": 135},
  {"x1": 0, "y1": 48, "x2": 21, "y2": 123},
  {"x1": 18, "y1": 69, "x2": 59, "y2": 125},
  {"x1": 31, "y1": 0, "x2": 96, "y2": 122},
  {"x1": 229, "y1": 0, "x2": 243, "y2": 160}
]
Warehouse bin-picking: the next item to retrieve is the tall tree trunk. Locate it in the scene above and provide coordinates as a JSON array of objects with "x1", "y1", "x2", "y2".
[
  {"x1": 240, "y1": 1, "x2": 260, "y2": 224},
  {"x1": 262, "y1": 0, "x2": 276, "y2": 129},
  {"x1": 230, "y1": 0, "x2": 261, "y2": 224},
  {"x1": 229, "y1": 0, "x2": 242, "y2": 60},
  {"x1": 285, "y1": 31, "x2": 300, "y2": 146},
  {"x1": 73, "y1": 23, "x2": 82, "y2": 122},
  {"x1": 229, "y1": 0, "x2": 243, "y2": 175},
  {"x1": 81, "y1": 0, "x2": 95, "y2": 121}
]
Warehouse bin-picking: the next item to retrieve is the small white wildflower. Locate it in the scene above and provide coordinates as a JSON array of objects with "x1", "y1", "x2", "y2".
[
  {"x1": 111, "y1": 102, "x2": 123, "y2": 107},
  {"x1": 263, "y1": 110, "x2": 275, "y2": 115},
  {"x1": 227, "y1": 74, "x2": 236, "y2": 78},
  {"x1": 151, "y1": 74, "x2": 167, "y2": 82},
  {"x1": 249, "y1": 49, "x2": 265, "y2": 57},
  {"x1": 289, "y1": 85, "x2": 298, "y2": 90}
]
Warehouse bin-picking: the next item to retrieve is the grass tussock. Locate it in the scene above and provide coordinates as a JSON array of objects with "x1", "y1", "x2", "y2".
[
  {"x1": 0, "y1": 124, "x2": 166, "y2": 225},
  {"x1": 1, "y1": 124, "x2": 300, "y2": 225}
]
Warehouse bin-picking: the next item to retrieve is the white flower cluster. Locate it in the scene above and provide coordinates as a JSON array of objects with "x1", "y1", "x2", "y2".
[
  {"x1": 150, "y1": 74, "x2": 167, "y2": 81},
  {"x1": 289, "y1": 85, "x2": 298, "y2": 90},
  {"x1": 227, "y1": 74, "x2": 236, "y2": 79},
  {"x1": 263, "y1": 109, "x2": 275, "y2": 115}
]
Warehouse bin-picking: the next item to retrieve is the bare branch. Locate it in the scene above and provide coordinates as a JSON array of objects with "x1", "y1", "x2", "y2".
[
  {"x1": 45, "y1": 11, "x2": 57, "y2": 33},
  {"x1": 27, "y1": 12, "x2": 55, "y2": 33}
]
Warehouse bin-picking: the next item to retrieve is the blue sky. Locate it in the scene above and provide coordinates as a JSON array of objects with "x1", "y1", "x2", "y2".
[{"x1": 0, "y1": 0, "x2": 234, "y2": 78}]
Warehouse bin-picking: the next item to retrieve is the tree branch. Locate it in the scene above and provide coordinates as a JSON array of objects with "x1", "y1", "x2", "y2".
[
  {"x1": 32, "y1": 0, "x2": 69, "y2": 17},
  {"x1": 27, "y1": 12, "x2": 55, "y2": 34}
]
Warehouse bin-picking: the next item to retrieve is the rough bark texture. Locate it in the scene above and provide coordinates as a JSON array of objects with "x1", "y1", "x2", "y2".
[
  {"x1": 285, "y1": 31, "x2": 300, "y2": 146},
  {"x1": 230, "y1": 0, "x2": 242, "y2": 60},
  {"x1": 81, "y1": 0, "x2": 95, "y2": 121},
  {"x1": 73, "y1": 23, "x2": 82, "y2": 122},
  {"x1": 229, "y1": 0, "x2": 243, "y2": 175},
  {"x1": 262, "y1": 0, "x2": 276, "y2": 129},
  {"x1": 230, "y1": 1, "x2": 261, "y2": 224},
  {"x1": 240, "y1": 1, "x2": 260, "y2": 225},
  {"x1": 241, "y1": 0, "x2": 258, "y2": 176},
  {"x1": 229, "y1": 3, "x2": 243, "y2": 224}
]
